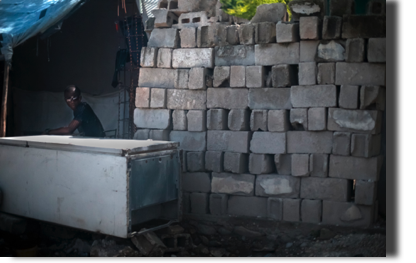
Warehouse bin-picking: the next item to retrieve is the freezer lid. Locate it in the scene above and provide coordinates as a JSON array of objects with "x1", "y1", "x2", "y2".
[{"x1": 0, "y1": 136, "x2": 179, "y2": 156}]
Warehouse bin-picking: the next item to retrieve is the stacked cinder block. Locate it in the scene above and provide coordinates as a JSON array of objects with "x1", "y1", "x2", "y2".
[{"x1": 135, "y1": 0, "x2": 385, "y2": 228}]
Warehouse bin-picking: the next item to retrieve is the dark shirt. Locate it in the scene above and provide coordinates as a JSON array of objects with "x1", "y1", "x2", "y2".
[{"x1": 73, "y1": 102, "x2": 105, "y2": 137}]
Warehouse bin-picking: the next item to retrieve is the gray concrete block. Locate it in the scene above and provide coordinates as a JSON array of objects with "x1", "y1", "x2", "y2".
[
  {"x1": 136, "y1": 87, "x2": 150, "y2": 108},
  {"x1": 249, "y1": 88, "x2": 292, "y2": 110},
  {"x1": 255, "y1": 43, "x2": 300, "y2": 66},
  {"x1": 268, "y1": 110, "x2": 289, "y2": 132},
  {"x1": 317, "y1": 40, "x2": 345, "y2": 62},
  {"x1": 144, "y1": 17, "x2": 155, "y2": 33},
  {"x1": 255, "y1": 22, "x2": 276, "y2": 44},
  {"x1": 207, "y1": 88, "x2": 248, "y2": 109},
  {"x1": 291, "y1": 154, "x2": 310, "y2": 177},
  {"x1": 187, "y1": 110, "x2": 206, "y2": 131},
  {"x1": 210, "y1": 194, "x2": 228, "y2": 215},
  {"x1": 226, "y1": 25, "x2": 240, "y2": 45},
  {"x1": 322, "y1": 201, "x2": 374, "y2": 227},
  {"x1": 329, "y1": 0, "x2": 355, "y2": 16},
  {"x1": 271, "y1": 64, "x2": 297, "y2": 88},
  {"x1": 148, "y1": 28, "x2": 179, "y2": 48},
  {"x1": 275, "y1": 154, "x2": 292, "y2": 175},
  {"x1": 150, "y1": 88, "x2": 167, "y2": 108},
  {"x1": 228, "y1": 109, "x2": 250, "y2": 131},
  {"x1": 250, "y1": 110, "x2": 268, "y2": 131},
  {"x1": 290, "y1": 108, "x2": 308, "y2": 130},
  {"x1": 342, "y1": 15, "x2": 386, "y2": 39},
  {"x1": 157, "y1": 48, "x2": 173, "y2": 68},
  {"x1": 251, "y1": 2, "x2": 286, "y2": 23},
  {"x1": 309, "y1": 153, "x2": 329, "y2": 177},
  {"x1": 300, "y1": 16, "x2": 320, "y2": 40},
  {"x1": 139, "y1": 68, "x2": 177, "y2": 88},
  {"x1": 300, "y1": 40, "x2": 319, "y2": 62},
  {"x1": 176, "y1": 11, "x2": 209, "y2": 29},
  {"x1": 170, "y1": 131, "x2": 206, "y2": 151},
  {"x1": 367, "y1": 38, "x2": 386, "y2": 63},
  {"x1": 180, "y1": 27, "x2": 197, "y2": 48},
  {"x1": 355, "y1": 180, "x2": 377, "y2": 206},
  {"x1": 329, "y1": 155, "x2": 383, "y2": 181},
  {"x1": 301, "y1": 177, "x2": 352, "y2": 201},
  {"x1": 276, "y1": 22, "x2": 300, "y2": 43},
  {"x1": 301, "y1": 199, "x2": 322, "y2": 223},
  {"x1": 283, "y1": 199, "x2": 301, "y2": 222},
  {"x1": 250, "y1": 132, "x2": 286, "y2": 154},
  {"x1": 186, "y1": 152, "x2": 205, "y2": 172},
  {"x1": 228, "y1": 196, "x2": 268, "y2": 218},
  {"x1": 317, "y1": 63, "x2": 335, "y2": 84},
  {"x1": 140, "y1": 47, "x2": 158, "y2": 67},
  {"x1": 205, "y1": 151, "x2": 224, "y2": 172},
  {"x1": 308, "y1": 107, "x2": 327, "y2": 131},
  {"x1": 215, "y1": 45, "x2": 255, "y2": 66},
  {"x1": 224, "y1": 152, "x2": 249, "y2": 174},
  {"x1": 332, "y1": 132, "x2": 351, "y2": 156},
  {"x1": 152, "y1": 8, "x2": 178, "y2": 28},
  {"x1": 351, "y1": 134, "x2": 381, "y2": 158},
  {"x1": 207, "y1": 109, "x2": 228, "y2": 130},
  {"x1": 172, "y1": 48, "x2": 214, "y2": 68},
  {"x1": 360, "y1": 86, "x2": 385, "y2": 111},
  {"x1": 190, "y1": 193, "x2": 209, "y2": 214},
  {"x1": 291, "y1": 85, "x2": 337, "y2": 108},
  {"x1": 213, "y1": 66, "x2": 230, "y2": 87},
  {"x1": 182, "y1": 172, "x2": 211, "y2": 192},
  {"x1": 212, "y1": 172, "x2": 255, "y2": 196},
  {"x1": 134, "y1": 109, "x2": 171, "y2": 129},
  {"x1": 287, "y1": 131, "x2": 333, "y2": 153},
  {"x1": 188, "y1": 67, "x2": 206, "y2": 90},
  {"x1": 238, "y1": 24, "x2": 255, "y2": 45},
  {"x1": 133, "y1": 129, "x2": 150, "y2": 140},
  {"x1": 345, "y1": 38, "x2": 365, "y2": 63},
  {"x1": 172, "y1": 110, "x2": 187, "y2": 130},
  {"x1": 230, "y1": 66, "x2": 246, "y2": 88},
  {"x1": 207, "y1": 130, "x2": 252, "y2": 153},
  {"x1": 339, "y1": 85, "x2": 359, "y2": 109},
  {"x1": 249, "y1": 154, "x2": 274, "y2": 175},
  {"x1": 322, "y1": 16, "x2": 342, "y2": 40},
  {"x1": 167, "y1": 89, "x2": 206, "y2": 110},
  {"x1": 246, "y1": 66, "x2": 265, "y2": 88},
  {"x1": 267, "y1": 197, "x2": 283, "y2": 220},
  {"x1": 174, "y1": 69, "x2": 189, "y2": 89},
  {"x1": 327, "y1": 108, "x2": 382, "y2": 134},
  {"x1": 149, "y1": 129, "x2": 170, "y2": 141},
  {"x1": 197, "y1": 25, "x2": 216, "y2": 48}
]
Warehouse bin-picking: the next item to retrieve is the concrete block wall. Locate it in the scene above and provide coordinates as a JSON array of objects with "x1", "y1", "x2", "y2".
[{"x1": 135, "y1": 0, "x2": 385, "y2": 228}]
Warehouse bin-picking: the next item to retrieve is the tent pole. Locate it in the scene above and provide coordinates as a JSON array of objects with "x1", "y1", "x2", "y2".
[{"x1": 1, "y1": 61, "x2": 10, "y2": 137}]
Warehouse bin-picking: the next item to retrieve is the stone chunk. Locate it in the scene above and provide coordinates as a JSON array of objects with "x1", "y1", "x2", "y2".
[
  {"x1": 172, "y1": 110, "x2": 187, "y2": 130},
  {"x1": 134, "y1": 109, "x2": 171, "y2": 129},
  {"x1": 332, "y1": 132, "x2": 351, "y2": 156},
  {"x1": 157, "y1": 48, "x2": 173, "y2": 68},
  {"x1": 230, "y1": 66, "x2": 246, "y2": 88},
  {"x1": 249, "y1": 88, "x2": 292, "y2": 110},
  {"x1": 272, "y1": 64, "x2": 297, "y2": 88},
  {"x1": 275, "y1": 154, "x2": 291, "y2": 175},
  {"x1": 301, "y1": 177, "x2": 352, "y2": 202},
  {"x1": 186, "y1": 152, "x2": 205, "y2": 172},
  {"x1": 249, "y1": 154, "x2": 274, "y2": 175},
  {"x1": 342, "y1": 15, "x2": 386, "y2": 39},
  {"x1": 317, "y1": 41, "x2": 345, "y2": 62},
  {"x1": 210, "y1": 194, "x2": 228, "y2": 215},
  {"x1": 287, "y1": 131, "x2": 333, "y2": 153},
  {"x1": 255, "y1": 22, "x2": 276, "y2": 44},
  {"x1": 250, "y1": 132, "x2": 286, "y2": 154},
  {"x1": 309, "y1": 153, "x2": 328, "y2": 177},
  {"x1": 172, "y1": 48, "x2": 214, "y2": 68},
  {"x1": 228, "y1": 196, "x2": 268, "y2": 218},
  {"x1": 256, "y1": 174, "x2": 300, "y2": 198},
  {"x1": 250, "y1": 110, "x2": 268, "y2": 131},
  {"x1": 283, "y1": 199, "x2": 301, "y2": 222},
  {"x1": 308, "y1": 107, "x2": 327, "y2": 131},
  {"x1": 169, "y1": 131, "x2": 206, "y2": 151},
  {"x1": 317, "y1": 63, "x2": 335, "y2": 84},
  {"x1": 329, "y1": 0, "x2": 355, "y2": 16},
  {"x1": 190, "y1": 193, "x2": 209, "y2": 214},
  {"x1": 301, "y1": 199, "x2": 322, "y2": 223},
  {"x1": 288, "y1": 0, "x2": 324, "y2": 19},
  {"x1": 180, "y1": 27, "x2": 197, "y2": 48},
  {"x1": 367, "y1": 38, "x2": 386, "y2": 63},
  {"x1": 327, "y1": 108, "x2": 381, "y2": 134},
  {"x1": 300, "y1": 40, "x2": 319, "y2": 62},
  {"x1": 215, "y1": 45, "x2": 255, "y2": 66},
  {"x1": 290, "y1": 108, "x2": 308, "y2": 130},
  {"x1": 182, "y1": 172, "x2": 210, "y2": 192},
  {"x1": 322, "y1": 201, "x2": 374, "y2": 227},
  {"x1": 298, "y1": 62, "x2": 316, "y2": 85},
  {"x1": 251, "y1": 3, "x2": 286, "y2": 23},
  {"x1": 207, "y1": 109, "x2": 228, "y2": 130},
  {"x1": 291, "y1": 154, "x2": 310, "y2": 177},
  {"x1": 329, "y1": 155, "x2": 383, "y2": 181},
  {"x1": 139, "y1": 68, "x2": 177, "y2": 88},
  {"x1": 211, "y1": 172, "x2": 255, "y2": 196},
  {"x1": 238, "y1": 24, "x2": 255, "y2": 45},
  {"x1": 360, "y1": 86, "x2": 385, "y2": 111},
  {"x1": 291, "y1": 85, "x2": 337, "y2": 108},
  {"x1": 213, "y1": 66, "x2": 230, "y2": 87},
  {"x1": 187, "y1": 110, "x2": 206, "y2": 131},
  {"x1": 322, "y1": 16, "x2": 342, "y2": 39},
  {"x1": 339, "y1": 85, "x2": 359, "y2": 109},
  {"x1": 336, "y1": 62, "x2": 386, "y2": 86},
  {"x1": 228, "y1": 109, "x2": 250, "y2": 131},
  {"x1": 351, "y1": 134, "x2": 381, "y2": 158},
  {"x1": 150, "y1": 88, "x2": 167, "y2": 109},
  {"x1": 148, "y1": 28, "x2": 179, "y2": 48},
  {"x1": 136, "y1": 87, "x2": 150, "y2": 108},
  {"x1": 167, "y1": 89, "x2": 206, "y2": 110},
  {"x1": 207, "y1": 88, "x2": 248, "y2": 109},
  {"x1": 299, "y1": 16, "x2": 320, "y2": 40},
  {"x1": 197, "y1": 25, "x2": 216, "y2": 48},
  {"x1": 140, "y1": 47, "x2": 158, "y2": 67},
  {"x1": 207, "y1": 130, "x2": 252, "y2": 153},
  {"x1": 345, "y1": 38, "x2": 365, "y2": 63},
  {"x1": 224, "y1": 152, "x2": 249, "y2": 174},
  {"x1": 246, "y1": 66, "x2": 265, "y2": 88},
  {"x1": 268, "y1": 110, "x2": 289, "y2": 132},
  {"x1": 355, "y1": 180, "x2": 377, "y2": 205},
  {"x1": 255, "y1": 43, "x2": 300, "y2": 66},
  {"x1": 174, "y1": 69, "x2": 189, "y2": 89},
  {"x1": 188, "y1": 67, "x2": 206, "y2": 90},
  {"x1": 205, "y1": 151, "x2": 224, "y2": 172},
  {"x1": 267, "y1": 198, "x2": 283, "y2": 220},
  {"x1": 276, "y1": 23, "x2": 300, "y2": 43}
]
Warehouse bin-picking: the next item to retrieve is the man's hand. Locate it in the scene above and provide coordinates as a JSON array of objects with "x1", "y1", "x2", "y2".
[{"x1": 45, "y1": 120, "x2": 81, "y2": 135}]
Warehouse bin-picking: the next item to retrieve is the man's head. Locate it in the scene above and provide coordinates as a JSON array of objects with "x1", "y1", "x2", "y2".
[{"x1": 64, "y1": 85, "x2": 82, "y2": 110}]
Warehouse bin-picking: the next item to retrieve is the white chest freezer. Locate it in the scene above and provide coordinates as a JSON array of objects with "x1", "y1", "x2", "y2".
[{"x1": 0, "y1": 136, "x2": 182, "y2": 238}]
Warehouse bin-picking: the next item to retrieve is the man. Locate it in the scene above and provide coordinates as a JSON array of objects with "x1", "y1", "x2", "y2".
[{"x1": 43, "y1": 85, "x2": 105, "y2": 137}]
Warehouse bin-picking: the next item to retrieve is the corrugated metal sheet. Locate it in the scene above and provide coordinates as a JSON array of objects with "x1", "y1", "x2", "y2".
[{"x1": 137, "y1": 0, "x2": 159, "y2": 17}]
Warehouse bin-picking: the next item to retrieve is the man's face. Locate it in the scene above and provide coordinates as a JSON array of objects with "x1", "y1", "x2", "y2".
[{"x1": 64, "y1": 92, "x2": 81, "y2": 111}]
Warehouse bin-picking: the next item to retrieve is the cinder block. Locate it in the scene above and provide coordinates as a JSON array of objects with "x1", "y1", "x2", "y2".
[
  {"x1": 268, "y1": 110, "x2": 289, "y2": 132},
  {"x1": 271, "y1": 64, "x2": 297, "y2": 88},
  {"x1": 167, "y1": 90, "x2": 206, "y2": 110},
  {"x1": 152, "y1": 9, "x2": 178, "y2": 28},
  {"x1": 176, "y1": 11, "x2": 209, "y2": 29},
  {"x1": 309, "y1": 153, "x2": 329, "y2": 177},
  {"x1": 197, "y1": 25, "x2": 216, "y2": 48},
  {"x1": 345, "y1": 38, "x2": 365, "y2": 63},
  {"x1": 339, "y1": 85, "x2": 359, "y2": 109},
  {"x1": 342, "y1": 15, "x2": 386, "y2": 39},
  {"x1": 317, "y1": 63, "x2": 335, "y2": 84},
  {"x1": 207, "y1": 130, "x2": 252, "y2": 153},
  {"x1": 255, "y1": 43, "x2": 300, "y2": 66},
  {"x1": 190, "y1": 193, "x2": 209, "y2": 214},
  {"x1": 182, "y1": 172, "x2": 211, "y2": 193},
  {"x1": 180, "y1": 27, "x2": 197, "y2": 48},
  {"x1": 298, "y1": 62, "x2": 317, "y2": 85},
  {"x1": 226, "y1": 25, "x2": 240, "y2": 45},
  {"x1": 255, "y1": 22, "x2": 276, "y2": 44},
  {"x1": 215, "y1": 45, "x2": 255, "y2": 66},
  {"x1": 300, "y1": 40, "x2": 319, "y2": 62},
  {"x1": 351, "y1": 134, "x2": 381, "y2": 158},
  {"x1": 207, "y1": 88, "x2": 248, "y2": 109},
  {"x1": 355, "y1": 180, "x2": 377, "y2": 205},
  {"x1": 148, "y1": 28, "x2": 179, "y2": 48},
  {"x1": 135, "y1": 87, "x2": 150, "y2": 108},
  {"x1": 139, "y1": 68, "x2": 177, "y2": 88},
  {"x1": 283, "y1": 199, "x2": 301, "y2": 222},
  {"x1": 228, "y1": 196, "x2": 268, "y2": 218},
  {"x1": 290, "y1": 108, "x2": 308, "y2": 131},
  {"x1": 299, "y1": 16, "x2": 320, "y2": 40},
  {"x1": 230, "y1": 66, "x2": 246, "y2": 88},
  {"x1": 360, "y1": 86, "x2": 385, "y2": 111},
  {"x1": 308, "y1": 107, "x2": 327, "y2": 131},
  {"x1": 322, "y1": 16, "x2": 342, "y2": 39},
  {"x1": 275, "y1": 154, "x2": 291, "y2": 175},
  {"x1": 183, "y1": 192, "x2": 190, "y2": 214},
  {"x1": 250, "y1": 110, "x2": 268, "y2": 131},
  {"x1": 329, "y1": 155, "x2": 383, "y2": 181},
  {"x1": 256, "y1": 174, "x2": 299, "y2": 198},
  {"x1": 322, "y1": 201, "x2": 374, "y2": 227},
  {"x1": 187, "y1": 152, "x2": 205, "y2": 172},
  {"x1": 213, "y1": 66, "x2": 230, "y2": 87},
  {"x1": 291, "y1": 85, "x2": 337, "y2": 108},
  {"x1": 169, "y1": 131, "x2": 206, "y2": 151},
  {"x1": 249, "y1": 88, "x2": 292, "y2": 110},
  {"x1": 207, "y1": 109, "x2": 228, "y2": 130},
  {"x1": 174, "y1": 69, "x2": 189, "y2": 89},
  {"x1": 249, "y1": 154, "x2": 274, "y2": 175},
  {"x1": 301, "y1": 199, "x2": 322, "y2": 223},
  {"x1": 287, "y1": 131, "x2": 333, "y2": 153},
  {"x1": 172, "y1": 110, "x2": 187, "y2": 130},
  {"x1": 187, "y1": 110, "x2": 206, "y2": 131},
  {"x1": 327, "y1": 108, "x2": 382, "y2": 134},
  {"x1": 150, "y1": 88, "x2": 167, "y2": 108},
  {"x1": 172, "y1": 48, "x2": 214, "y2": 68},
  {"x1": 250, "y1": 132, "x2": 286, "y2": 154},
  {"x1": 276, "y1": 22, "x2": 299, "y2": 43},
  {"x1": 301, "y1": 177, "x2": 352, "y2": 201},
  {"x1": 228, "y1": 109, "x2": 250, "y2": 131},
  {"x1": 367, "y1": 38, "x2": 386, "y2": 63},
  {"x1": 291, "y1": 154, "x2": 309, "y2": 177},
  {"x1": 329, "y1": 0, "x2": 355, "y2": 16},
  {"x1": 157, "y1": 48, "x2": 173, "y2": 68},
  {"x1": 133, "y1": 129, "x2": 150, "y2": 140},
  {"x1": 149, "y1": 129, "x2": 170, "y2": 140},
  {"x1": 267, "y1": 198, "x2": 283, "y2": 220},
  {"x1": 210, "y1": 194, "x2": 228, "y2": 215},
  {"x1": 316, "y1": 40, "x2": 345, "y2": 62},
  {"x1": 140, "y1": 47, "x2": 158, "y2": 68},
  {"x1": 188, "y1": 67, "x2": 206, "y2": 90},
  {"x1": 212, "y1": 172, "x2": 255, "y2": 196},
  {"x1": 332, "y1": 132, "x2": 351, "y2": 156},
  {"x1": 134, "y1": 109, "x2": 171, "y2": 129},
  {"x1": 246, "y1": 66, "x2": 265, "y2": 88},
  {"x1": 224, "y1": 152, "x2": 249, "y2": 174},
  {"x1": 367, "y1": 0, "x2": 386, "y2": 15},
  {"x1": 238, "y1": 24, "x2": 255, "y2": 45},
  {"x1": 205, "y1": 151, "x2": 224, "y2": 172}
]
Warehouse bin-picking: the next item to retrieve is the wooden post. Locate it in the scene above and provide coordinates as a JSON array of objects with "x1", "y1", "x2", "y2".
[{"x1": 1, "y1": 61, "x2": 10, "y2": 137}]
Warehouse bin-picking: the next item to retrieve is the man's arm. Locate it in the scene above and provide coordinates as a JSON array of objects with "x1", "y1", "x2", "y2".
[{"x1": 45, "y1": 120, "x2": 81, "y2": 135}]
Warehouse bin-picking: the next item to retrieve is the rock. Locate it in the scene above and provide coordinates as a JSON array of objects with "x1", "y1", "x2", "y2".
[
  {"x1": 210, "y1": 247, "x2": 226, "y2": 257},
  {"x1": 199, "y1": 235, "x2": 210, "y2": 246},
  {"x1": 218, "y1": 227, "x2": 232, "y2": 235},
  {"x1": 286, "y1": 242, "x2": 293, "y2": 248},
  {"x1": 90, "y1": 239, "x2": 128, "y2": 257},
  {"x1": 65, "y1": 238, "x2": 91, "y2": 255},
  {"x1": 340, "y1": 205, "x2": 363, "y2": 222},
  {"x1": 317, "y1": 41, "x2": 345, "y2": 61},
  {"x1": 167, "y1": 225, "x2": 185, "y2": 235},
  {"x1": 197, "y1": 224, "x2": 217, "y2": 235},
  {"x1": 251, "y1": 3, "x2": 286, "y2": 23},
  {"x1": 233, "y1": 226, "x2": 263, "y2": 238},
  {"x1": 115, "y1": 246, "x2": 141, "y2": 257},
  {"x1": 319, "y1": 228, "x2": 336, "y2": 240}
]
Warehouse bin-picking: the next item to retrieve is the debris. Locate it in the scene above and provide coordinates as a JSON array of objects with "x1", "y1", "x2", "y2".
[
  {"x1": 233, "y1": 226, "x2": 263, "y2": 238},
  {"x1": 210, "y1": 247, "x2": 226, "y2": 257}
]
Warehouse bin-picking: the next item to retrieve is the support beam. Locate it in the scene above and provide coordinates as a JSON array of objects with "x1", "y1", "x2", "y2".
[{"x1": 1, "y1": 61, "x2": 10, "y2": 137}]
